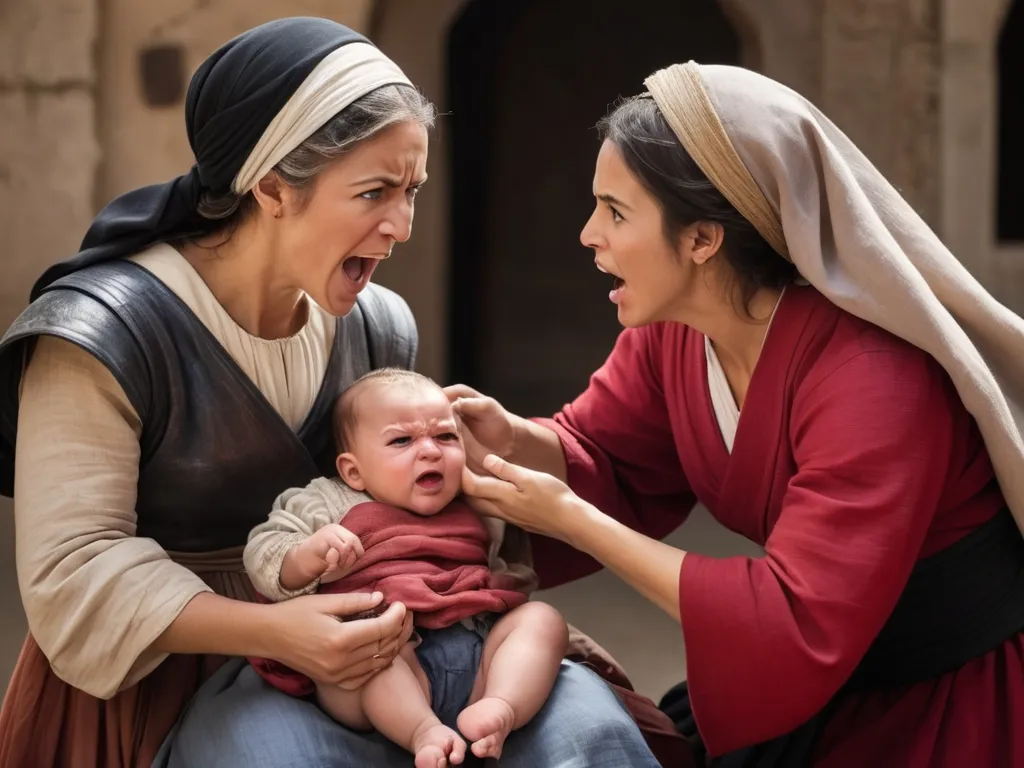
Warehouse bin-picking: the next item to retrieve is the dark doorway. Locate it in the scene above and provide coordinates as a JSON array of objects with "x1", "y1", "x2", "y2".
[
  {"x1": 998, "y1": 0, "x2": 1024, "y2": 242},
  {"x1": 447, "y1": 0, "x2": 742, "y2": 416}
]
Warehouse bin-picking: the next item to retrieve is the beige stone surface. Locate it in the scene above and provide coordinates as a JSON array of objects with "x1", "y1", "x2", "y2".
[
  {"x1": 726, "y1": 0, "x2": 823, "y2": 101},
  {"x1": 938, "y1": 0, "x2": 1013, "y2": 284},
  {"x1": 0, "y1": 0, "x2": 100, "y2": 329},
  {"x1": 0, "y1": 91, "x2": 100, "y2": 329},
  {"x1": 994, "y1": 245, "x2": 1024, "y2": 316},
  {"x1": 0, "y1": 0, "x2": 97, "y2": 84},
  {"x1": 98, "y1": 0, "x2": 374, "y2": 203},
  {"x1": 822, "y1": 0, "x2": 941, "y2": 226}
]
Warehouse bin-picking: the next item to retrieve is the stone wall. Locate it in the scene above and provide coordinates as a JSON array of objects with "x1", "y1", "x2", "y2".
[
  {"x1": 98, "y1": 0, "x2": 373, "y2": 204},
  {"x1": 939, "y1": 0, "x2": 1016, "y2": 300},
  {"x1": 727, "y1": 0, "x2": 824, "y2": 101},
  {"x1": 0, "y1": 0, "x2": 100, "y2": 329},
  {"x1": 735, "y1": 0, "x2": 943, "y2": 228},
  {"x1": 821, "y1": 0, "x2": 942, "y2": 226}
]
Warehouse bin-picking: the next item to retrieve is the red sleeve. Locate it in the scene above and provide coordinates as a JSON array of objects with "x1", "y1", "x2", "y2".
[
  {"x1": 680, "y1": 349, "x2": 958, "y2": 754},
  {"x1": 530, "y1": 325, "x2": 696, "y2": 588}
]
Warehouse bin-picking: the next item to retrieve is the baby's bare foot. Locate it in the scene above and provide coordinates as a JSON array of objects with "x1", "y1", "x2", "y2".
[
  {"x1": 456, "y1": 696, "x2": 517, "y2": 759},
  {"x1": 411, "y1": 721, "x2": 466, "y2": 768}
]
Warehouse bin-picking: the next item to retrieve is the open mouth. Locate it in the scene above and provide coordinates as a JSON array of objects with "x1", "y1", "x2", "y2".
[
  {"x1": 415, "y1": 471, "x2": 444, "y2": 490},
  {"x1": 340, "y1": 256, "x2": 377, "y2": 288},
  {"x1": 596, "y1": 261, "x2": 626, "y2": 304}
]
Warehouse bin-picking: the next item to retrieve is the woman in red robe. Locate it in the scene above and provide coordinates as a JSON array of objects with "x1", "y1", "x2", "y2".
[{"x1": 449, "y1": 63, "x2": 1024, "y2": 767}]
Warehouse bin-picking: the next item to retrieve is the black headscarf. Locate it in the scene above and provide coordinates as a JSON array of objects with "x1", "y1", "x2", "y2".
[{"x1": 30, "y1": 17, "x2": 375, "y2": 301}]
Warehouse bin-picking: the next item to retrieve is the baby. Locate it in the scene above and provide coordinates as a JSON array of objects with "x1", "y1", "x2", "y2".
[{"x1": 244, "y1": 368, "x2": 568, "y2": 768}]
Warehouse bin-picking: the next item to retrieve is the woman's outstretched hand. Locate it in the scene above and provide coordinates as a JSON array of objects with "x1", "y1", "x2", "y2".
[
  {"x1": 264, "y1": 591, "x2": 414, "y2": 690},
  {"x1": 461, "y1": 453, "x2": 589, "y2": 543}
]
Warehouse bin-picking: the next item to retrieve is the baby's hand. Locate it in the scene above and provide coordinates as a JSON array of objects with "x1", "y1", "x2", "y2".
[{"x1": 293, "y1": 524, "x2": 364, "y2": 583}]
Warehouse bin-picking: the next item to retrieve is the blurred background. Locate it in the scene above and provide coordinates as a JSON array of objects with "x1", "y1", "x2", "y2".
[{"x1": 1, "y1": 0, "x2": 1022, "y2": 704}]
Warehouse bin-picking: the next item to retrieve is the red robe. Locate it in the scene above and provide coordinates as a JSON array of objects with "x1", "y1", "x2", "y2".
[
  {"x1": 531, "y1": 285, "x2": 1024, "y2": 767},
  {"x1": 251, "y1": 499, "x2": 527, "y2": 696}
]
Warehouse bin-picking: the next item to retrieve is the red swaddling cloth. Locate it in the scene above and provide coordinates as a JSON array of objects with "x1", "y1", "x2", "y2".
[{"x1": 249, "y1": 499, "x2": 528, "y2": 696}]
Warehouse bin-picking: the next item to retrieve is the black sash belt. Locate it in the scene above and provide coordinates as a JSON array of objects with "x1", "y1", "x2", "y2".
[{"x1": 660, "y1": 508, "x2": 1024, "y2": 767}]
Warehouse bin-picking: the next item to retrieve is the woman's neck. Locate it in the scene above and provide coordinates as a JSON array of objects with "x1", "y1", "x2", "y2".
[
  {"x1": 179, "y1": 220, "x2": 307, "y2": 340},
  {"x1": 693, "y1": 287, "x2": 784, "y2": 407}
]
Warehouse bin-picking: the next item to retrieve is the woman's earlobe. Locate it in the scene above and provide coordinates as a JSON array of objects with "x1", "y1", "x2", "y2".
[{"x1": 692, "y1": 244, "x2": 716, "y2": 266}]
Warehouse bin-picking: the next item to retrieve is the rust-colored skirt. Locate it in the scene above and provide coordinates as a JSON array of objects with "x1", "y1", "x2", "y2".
[{"x1": 0, "y1": 555, "x2": 690, "y2": 768}]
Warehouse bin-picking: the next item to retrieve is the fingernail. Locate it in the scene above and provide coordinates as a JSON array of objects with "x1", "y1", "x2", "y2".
[{"x1": 371, "y1": 591, "x2": 383, "y2": 602}]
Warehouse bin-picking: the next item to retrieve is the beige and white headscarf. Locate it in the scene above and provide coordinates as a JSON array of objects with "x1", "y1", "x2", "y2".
[{"x1": 645, "y1": 62, "x2": 1024, "y2": 535}]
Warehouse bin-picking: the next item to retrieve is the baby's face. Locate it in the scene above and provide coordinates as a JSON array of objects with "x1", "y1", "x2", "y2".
[{"x1": 342, "y1": 382, "x2": 465, "y2": 516}]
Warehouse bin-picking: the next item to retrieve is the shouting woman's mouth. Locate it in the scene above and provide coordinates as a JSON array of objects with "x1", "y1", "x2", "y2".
[
  {"x1": 609, "y1": 275, "x2": 625, "y2": 304},
  {"x1": 340, "y1": 256, "x2": 378, "y2": 291},
  {"x1": 596, "y1": 260, "x2": 626, "y2": 304}
]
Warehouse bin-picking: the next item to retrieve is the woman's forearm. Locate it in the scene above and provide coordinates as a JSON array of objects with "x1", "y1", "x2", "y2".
[
  {"x1": 151, "y1": 592, "x2": 277, "y2": 658},
  {"x1": 510, "y1": 417, "x2": 568, "y2": 482},
  {"x1": 566, "y1": 500, "x2": 685, "y2": 621}
]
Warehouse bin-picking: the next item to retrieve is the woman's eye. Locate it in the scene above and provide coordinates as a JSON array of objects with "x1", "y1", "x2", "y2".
[
  {"x1": 360, "y1": 188, "x2": 384, "y2": 201},
  {"x1": 609, "y1": 206, "x2": 623, "y2": 223}
]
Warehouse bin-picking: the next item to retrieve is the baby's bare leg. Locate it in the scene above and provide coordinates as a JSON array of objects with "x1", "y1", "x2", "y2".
[
  {"x1": 315, "y1": 681, "x2": 373, "y2": 731},
  {"x1": 323, "y1": 643, "x2": 467, "y2": 768},
  {"x1": 317, "y1": 645, "x2": 427, "y2": 730},
  {"x1": 457, "y1": 601, "x2": 569, "y2": 759}
]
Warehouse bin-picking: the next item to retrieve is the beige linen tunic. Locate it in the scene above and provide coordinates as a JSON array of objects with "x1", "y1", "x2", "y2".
[{"x1": 13, "y1": 244, "x2": 335, "y2": 699}]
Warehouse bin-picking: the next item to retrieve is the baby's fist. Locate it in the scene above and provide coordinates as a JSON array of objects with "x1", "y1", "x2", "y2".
[{"x1": 300, "y1": 523, "x2": 364, "y2": 580}]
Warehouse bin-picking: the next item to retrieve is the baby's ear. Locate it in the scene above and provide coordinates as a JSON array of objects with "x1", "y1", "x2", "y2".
[{"x1": 336, "y1": 453, "x2": 365, "y2": 491}]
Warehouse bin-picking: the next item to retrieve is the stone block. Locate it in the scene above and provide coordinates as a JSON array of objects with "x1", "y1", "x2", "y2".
[
  {"x1": 0, "y1": 90, "x2": 99, "y2": 329},
  {"x1": 822, "y1": 0, "x2": 941, "y2": 225},
  {"x1": 0, "y1": 0, "x2": 98, "y2": 85}
]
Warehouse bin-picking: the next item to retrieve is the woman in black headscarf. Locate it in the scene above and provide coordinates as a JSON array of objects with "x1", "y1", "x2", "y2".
[{"x1": 0, "y1": 17, "x2": 665, "y2": 768}]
